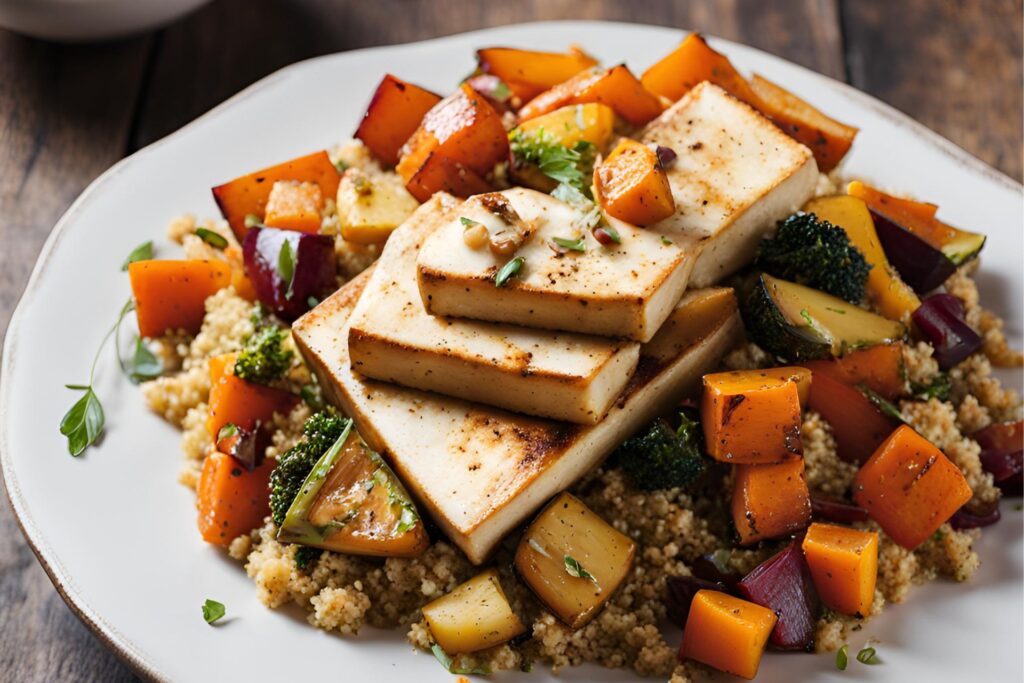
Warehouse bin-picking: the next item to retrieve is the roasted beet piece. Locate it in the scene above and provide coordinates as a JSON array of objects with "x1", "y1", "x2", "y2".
[{"x1": 737, "y1": 542, "x2": 821, "y2": 651}]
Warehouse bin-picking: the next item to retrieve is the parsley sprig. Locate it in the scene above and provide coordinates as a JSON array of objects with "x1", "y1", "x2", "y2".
[
  {"x1": 202, "y1": 599, "x2": 226, "y2": 624},
  {"x1": 510, "y1": 128, "x2": 596, "y2": 199},
  {"x1": 564, "y1": 554, "x2": 599, "y2": 588}
]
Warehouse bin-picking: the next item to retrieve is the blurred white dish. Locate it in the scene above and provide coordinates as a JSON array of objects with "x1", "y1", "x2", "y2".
[{"x1": 0, "y1": 0, "x2": 211, "y2": 41}]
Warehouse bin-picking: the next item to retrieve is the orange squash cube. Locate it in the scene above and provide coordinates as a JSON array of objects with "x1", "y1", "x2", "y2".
[
  {"x1": 701, "y1": 369, "x2": 804, "y2": 464},
  {"x1": 732, "y1": 458, "x2": 812, "y2": 545},
  {"x1": 679, "y1": 590, "x2": 777, "y2": 679},
  {"x1": 853, "y1": 425, "x2": 972, "y2": 549},
  {"x1": 801, "y1": 522, "x2": 878, "y2": 617},
  {"x1": 206, "y1": 354, "x2": 299, "y2": 439},
  {"x1": 263, "y1": 180, "x2": 324, "y2": 233},
  {"x1": 197, "y1": 451, "x2": 275, "y2": 546},
  {"x1": 355, "y1": 74, "x2": 441, "y2": 166},
  {"x1": 803, "y1": 343, "x2": 906, "y2": 401},
  {"x1": 518, "y1": 65, "x2": 664, "y2": 127},
  {"x1": 476, "y1": 46, "x2": 598, "y2": 102},
  {"x1": 128, "y1": 259, "x2": 232, "y2": 338},
  {"x1": 754, "y1": 366, "x2": 811, "y2": 407},
  {"x1": 807, "y1": 371, "x2": 900, "y2": 464},
  {"x1": 641, "y1": 33, "x2": 763, "y2": 107},
  {"x1": 402, "y1": 151, "x2": 493, "y2": 203},
  {"x1": 594, "y1": 139, "x2": 675, "y2": 225}
]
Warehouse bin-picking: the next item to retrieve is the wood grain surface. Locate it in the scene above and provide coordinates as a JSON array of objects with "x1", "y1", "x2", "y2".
[{"x1": 0, "y1": 1, "x2": 1020, "y2": 680}]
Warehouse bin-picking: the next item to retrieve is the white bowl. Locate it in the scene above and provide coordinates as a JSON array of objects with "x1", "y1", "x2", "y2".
[{"x1": 0, "y1": 0, "x2": 212, "y2": 41}]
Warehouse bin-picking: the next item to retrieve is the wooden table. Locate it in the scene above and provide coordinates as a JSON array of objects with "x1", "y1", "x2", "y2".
[{"x1": 0, "y1": 1, "x2": 1020, "y2": 680}]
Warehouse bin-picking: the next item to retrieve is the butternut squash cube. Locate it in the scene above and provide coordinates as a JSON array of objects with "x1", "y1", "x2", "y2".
[
  {"x1": 476, "y1": 46, "x2": 598, "y2": 103},
  {"x1": 128, "y1": 259, "x2": 232, "y2": 338},
  {"x1": 701, "y1": 369, "x2": 804, "y2": 464},
  {"x1": 803, "y1": 342, "x2": 906, "y2": 401},
  {"x1": 853, "y1": 425, "x2": 972, "y2": 549},
  {"x1": 514, "y1": 102, "x2": 615, "y2": 150},
  {"x1": 519, "y1": 64, "x2": 664, "y2": 127},
  {"x1": 206, "y1": 354, "x2": 299, "y2": 438},
  {"x1": 263, "y1": 180, "x2": 324, "y2": 233},
  {"x1": 732, "y1": 458, "x2": 811, "y2": 545},
  {"x1": 801, "y1": 522, "x2": 878, "y2": 617},
  {"x1": 515, "y1": 492, "x2": 636, "y2": 629},
  {"x1": 595, "y1": 138, "x2": 675, "y2": 226},
  {"x1": 421, "y1": 569, "x2": 525, "y2": 654},
  {"x1": 354, "y1": 74, "x2": 441, "y2": 167},
  {"x1": 641, "y1": 33, "x2": 763, "y2": 107},
  {"x1": 678, "y1": 590, "x2": 777, "y2": 680}
]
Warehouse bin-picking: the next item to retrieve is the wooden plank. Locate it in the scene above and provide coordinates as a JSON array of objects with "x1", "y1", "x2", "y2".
[
  {"x1": 842, "y1": 0, "x2": 1023, "y2": 181},
  {"x1": 0, "y1": 28, "x2": 151, "y2": 683}
]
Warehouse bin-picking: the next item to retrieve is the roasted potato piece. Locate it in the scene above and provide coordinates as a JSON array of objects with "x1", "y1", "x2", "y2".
[
  {"x1": 519, "y1": 65, "x2": 664, "y2": 127},
  {"x1": 515, "y1": 492, "x2": 636, "y2": 629},
  {"x1": 594, "y1": 138, "x2": 675, "y2": 225},
  {"x1": 422, "y1": 569, "x2": 526, "y2": 653},
  {"x1": 336, "y1": 169, "x2": 419, "y2": 244},
  {"x1": 354, "y1": 74, "x2": 441, "y2": 167},
  {"x1": 477, "y1": 46, "x2": 598, "y2": 102}
]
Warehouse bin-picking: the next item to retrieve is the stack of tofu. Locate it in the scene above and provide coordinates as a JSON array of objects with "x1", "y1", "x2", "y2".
[{"x1": 293, "y1": 83, "x2": 818, "y2": 564}]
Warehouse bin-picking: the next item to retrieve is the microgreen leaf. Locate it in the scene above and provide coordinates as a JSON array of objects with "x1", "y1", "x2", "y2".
[
  {"x1": 510, "y1": 129, "x2": 595, "y2": 199},
  {"x1": 564, "y1": 555, "x2": 599, "y2": 587},
  {"x1": 121, "y1": 241, "x2": 153, "y2": 271},
  {"x1": 217, "y1": 423, "x2": 240, "y2": 442},
  {"x1": 836, "y1": 644, "x2": 849, "y2": 670},
  {"x1": 495, "y1": 256, "x2": 525, "y2": 287},
  {"x1": 858, "y1": 384, "x2": 906, "y2": 423},
  {"x1": 202, "y1": 599, "x2": 226, "y2": 624},
  {"x1": 552, "y1": 182, "x2": 590, "y2": 206},
  {"x1": 856, "y1": 646, "x2": 879, "y2": 665},
  {"x1": 59, "y1": 387, "x2": 105, "y2": 457},
  {"x1": 126, "y1": 336, "x2": 163, "y2": 383},
  {"x1": 460, "y1": 216, "x2": 480, "y2": 229},
  {"x1": 196, "y1": 227, "x2": 228, "y2": 249},
  {"x1": 596, "y1": 224, "x2": 621, "y2": 244},
  {"x1": 660, "y1": 235, "x2": 673, "y2": 246},
  {"x1": 492, "y1": 80, "x2": 511, "y2": 101},
  {"x1": 278, "y1": 239, "x2": 296, "y2": 300},
  {"x1": 552, "y1": 236, "x2": 586, "y2": 252},
  {"x1": 910, "y1": 373, "x2": 951, "y2": 402},
  {"x1": 431, "y1": 643, "x2": 491, "y2": 675}
]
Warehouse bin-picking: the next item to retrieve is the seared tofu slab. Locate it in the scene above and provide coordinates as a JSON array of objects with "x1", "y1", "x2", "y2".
[
  {"x1": 640, "y1": 82, "x2": 818, "y2": 286},
  {"x1": 347, "y1": 195, "x2": 640, "y2": 425},
  {"x1": 294, "y1": 276, "x2": 741, "y2": 564},
  {"x1": 416, "y1": 188, "x2": 692, "y2": 342}
]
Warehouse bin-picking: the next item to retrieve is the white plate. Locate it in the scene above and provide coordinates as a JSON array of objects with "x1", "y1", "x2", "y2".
[{"x1": 2, "y1": 21, "x2": 1021, "y2": 683}]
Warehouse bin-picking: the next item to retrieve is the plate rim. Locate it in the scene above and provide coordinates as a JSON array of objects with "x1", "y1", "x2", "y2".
[{"x1": 2, "y1": 19, "x2": 1021, "y2": 682}]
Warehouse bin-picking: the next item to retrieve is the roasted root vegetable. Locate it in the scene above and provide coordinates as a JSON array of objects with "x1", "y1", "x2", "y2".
[
  {"x1": 354, "y1": 74, "x2": 441, "y2": 166},
  {"x1": 336, "y1": 169, "x2": 419, "y2": 244},
  {"x1": 748, "y1": 75, "x2": 858, "y2": 172},
  {"x1": 701, "y1": 368, "x2": 804, "y2": 464},
  {"x1": 678, "y1": 590, "x2": 777, "y2": 680},
  {"x1": 742, "y1": 273, "x2": 904, "y2": 361},
  {"x1": 206, "y1": 353, "x2": 299, "y2": 439},
  {"x1": 277, "y1": 419, "x2": 428, "y2": 557},
  {"x1": 476, "y1": 46, "x2": 598, "y2": 102},
  {"x1": 801, "y1": 522, "x2": 878, "y2": 617},
  {"x1": 515, "y1": 492, "x2": 636, "y2": 629},
  {"x1": 262, "y1": 180, "x2": 324, "y2": 233},
  {"x1": 737, "y1": 542, "x2": 821, "y2": 651},
  {"x1": 396, "y1": 83, "x2": 508, "y2": 201},
  {"x1": 197, "y1": 451, "x2": 275, "y2": 546},
  {"x1": 755, "y1": 366, "x2": 812, "y2": 407},
  {"x1": 212, "y1": 151, "x2": 341, "y2": 240},
  {"x1": 974, "y1": 421, "x2": 1023, "y2": 494},
  {"x1": 519, "y1": 65, "x2": 664, "y2": 127},
  {"x1": 594, "y1": 138, "x2": 675, "y2": 225},
  {"x1": 807, "y1": 370, "x2": 899, "y2": 464},
  {"x1": 804, "y1": 195, "x2": 921, "y2": 321},
  {"x1": 912, "y1": 293, "x2": 983, "y2": 370},
  {"x1": 242, "y1": 226, "x2": 336, "y2": 321},
  {"x1": 422, "y1": 569, "x2": 526, "y2": 653},
  {"x1": 853, "y1": 425, "x2": 972, "y2": 549},
  {"x1": 514, "y1": 102, "x2": 615, "y2": 150},
  {"x1": 802, "y1": 343, "x2": 906, "y2": 401},
  {"x1": 128, "y1": 259, "x2": 232, "y2": 338},
  {"x1": 641, "y1": 33, "x2": 762, "y2": 107},
  {"x1": 732, "y1": 458, "x2": 811, "y2": 545}
]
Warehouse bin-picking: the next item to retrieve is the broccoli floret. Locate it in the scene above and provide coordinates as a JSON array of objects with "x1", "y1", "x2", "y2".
[
  {"x1": 614, "y1": 410, "x2": 706, "y2": 490},
  {"x1": 233, "y1": 318, "x2": 293, "y2": 384},
  {"x1": 293, "y1": 545, "x2": 323, "y2": 571},
  {"x1": 757, "y1": 212, "x2": 871, "y2": 304},
  {"x1": 269, "y1": 411, "x2": 350, "y2": 525}
]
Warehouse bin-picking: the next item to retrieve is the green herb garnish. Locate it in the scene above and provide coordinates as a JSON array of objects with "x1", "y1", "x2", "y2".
[
  {"x1": 510, "y1": 128, "x2": 595, "y2": 199},
  {"x1": 911, "y1": 373, "x2": 951, "y2": 402},
  {"x1": 196, "y1": 227, "x2": 228, "y2": 249},
  {"x1": 121, "y1": 241, "x2": 153, "y2": 270},
  {"x1": 495, "y1": 256, "x2": 525, "y2": 287},
  {"x1": 660, "y1": 235, "x2": 673, "y2": 246},
  {"x1": 836, "y1": 644, "x2": 849, "y2": 670},
  {"x1": 234, "y1": 324, "x2": 293, "y2": 385},
  {"x1": 564, "y1": 555, "x2": 599, "y2": 586},
  {"x1": 300, "y1": 384, "x2": 323, "y2": 410},
  {"x1": 278, "y1": 239, "x2": 296, "y2": 300},
  {"x1": 202, "y1": 599, "x2": 226, "y2": 624},
  {"x1": 431, "y1": 643, "x2": 491, "y2": 675},
  {"x1": 333, "y1": 159, "x2": 349, "y2": 174},
  {"x1": 552, "y1": 236, "x2": 586, "y2": 252},
  {"x1": 491, "y1": 80, "x2": 511, "y2": 101},
  {"x1": 122, "y1": 336, "x2": 163, "y2": 384},
  {"x1": 460, "y1": 216, "x2": 480, "y2": 229},
  {"x1": 217, "y1": 423, "x2": 239, "y2": 442},
  {"x1": 858, "y1": 385, "x2": 905, "y2": 422},
  {"x1": 856, "y1": 646, "x2": 879, "y2": 665}
]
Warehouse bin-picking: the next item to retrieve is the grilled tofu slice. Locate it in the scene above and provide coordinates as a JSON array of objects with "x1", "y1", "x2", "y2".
[
  {"x1": 294, "y1": 276, "x2": 741, "y2": 564},
  {"x1": 347, "y1": 195, "x2": 641, "y2": 425},
  {"x1": 415, "y1": 188, "x2": 692, "y2": 342},
  {"x1": 640, "y1": 82, "x2": 818, "y2": 286}
]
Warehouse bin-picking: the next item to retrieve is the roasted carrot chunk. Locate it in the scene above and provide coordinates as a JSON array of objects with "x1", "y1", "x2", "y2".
[
  {"x1": 807, "y1": 371, "x2": 900, "y2": 464},
  {"x1": 263, "y1": 180, "x2": 324, "y2": 233},
  {"x1": 641, "y1": 33, "x2": 762, "y2": 107},
  {"x1": 594, "y1": 139, "x2": 675, "y2": 225},
  {"x1": 748, "y1": 75, "x2": 858, "y2": 172},
  {"x1": 733, "y1": 458, "x2": 812, "y2": 545},
  {"x1": 701, "y1": 369, "x2": 804, "y2": 464},
  {"x1": 354, "y1": 74, "x2": 442, "y2": 167},
  {"x1": 476, "y1": 46, "x2": 598, "y2": 102},
  {"x1": 197, "y1": 451, "x2": 275, "y2": 546},
  {"x1": 211, "y1": 151, "x2": 341, "y2": 241},
  {"x1": 206, "y1": 354, "x2": 299, "y2": 439},
  {"x1": 854, "y1": 425, "x2": 972, "y2": 549},
  {"x1": 129, "y1": 259, "x2": 231, "y2": 338},
  {"x1": 801, "y1": 522, "x2": 878, "y2": 617},
  {"x1": 396, "y1": 83, "x2": 507, "y2": 200},
  {"x1": 803, "y1": 343, "x2": 905, "y2": 401},
  {"x1": 679, "y1": 590, "x2": 777, "y2": 679},
  {"x1": 519, "y1": 65, "x2": 664, "y2": 127}
]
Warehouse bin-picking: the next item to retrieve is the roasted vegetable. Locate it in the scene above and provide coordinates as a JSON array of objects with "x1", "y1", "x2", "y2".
[
  {"x1": 801, "y1": 522, "x2": 878, "y2": 617},
  {"x1": 515, "y1": 492, "x2": 636, "y2": 629},
  {"x1": 514, "y1": 102, "x2": 615, "y2": 150},
  {"x1": 641, "y1": 33, "x2": 762, "y2": 107},
  {"x1": 354, "y1": 74, "x2": 441, "y2": 166},
  {"x1": 233, "y1": 316, "x2": 293, "y2": 385},
  {"x1": 701, "y1": 368, "x2": 804, "y2": 464},
  {"x1": 757, "y1": 212, "x2": 871, "y2": 304},
  {"x1": 518, "y1": 64, "x2": 664, "y2": 127},
  {"x1": 197, "y1": 451, "x2": 275, "y2": 546},
  {"x1": 853, "y1": 425, "x2": 972, "y2": 549},
  {"x1": 613, "y1": 410, "x2": 706, "y2": 490},
  {"x1": 211, "y1": 151, "x2": 341, "y2": 240},
  {"x1": 268, "y1": 411, "x2": 351, "y2": 526},
  {"x1": 678, "y1": 589, "x2": 777, "y2": 680},
  {"x1": 802, "y1": 342, "x2": 906, "y2": 401},
  {"x1": 206, "y1": 353, "x2": 298, "y2": 439},
  {"x1": 422, "y1": 569, "x2": 526, "y2": 653},
  {"x1": 594, "y1": 138, "x2": 675, "y2": 225},
  {"x1": 263, "y1": 180, "x2": 324, "y2": 233},
  {"x1": 806, "y1": 370, "x2": 899, "y2": 464},
  {"x1": 336, "y1": 168, "x2": 419, "y2": 244},
  {"x1": 974, "y1": 421, "x2": 1024, "y2": 494},
  {"x1": 742, "y1": 273, "x2": 904, "y2": 361},
  {"x1": 912, "y1": 293, "x2": 983, "y2": 369},
  {"x1": 804, "y1": 195, "x2": 920, "y2": 321},
  {"x1": 737, "y1": 541, "x2": 821, "y2": 651},
  {"x1": 476, "y1": 46, "x2": 598, "y2": 103},
  {"x1": 128, "y1": 259, "x2": 231, "y2": 338},
  {"x1": 666, "y1": 575, "x2": 729, "y2": 627},
  {"x1": 242, "y1": 225, "x2": 336, "y2": 321},
  {"x1": 277, "y1": 419, "x2": 428, "y2": 557},
  {"x1": 732, "y1": 458, "x2": 811, "y2": 545}
]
